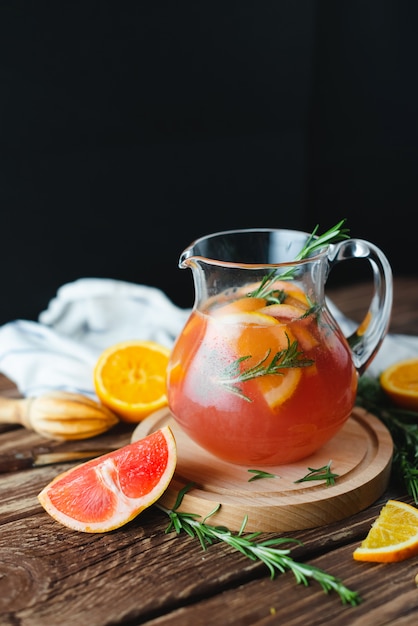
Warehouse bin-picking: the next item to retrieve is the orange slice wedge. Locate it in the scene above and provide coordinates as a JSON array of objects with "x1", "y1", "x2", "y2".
[
  {"x1": 266, "y1": 279, "x2": 310, "y2": 307},
  {"x1": 94, "y1": 340, "x2": 171, "y2": 423},
  {"x1": 38, "y1": 427, "x2": 177, "y2": 533},
  {"x1": 217, "y1": 311, "x2": 280, "y2": 327},
  {"x1": 235, "y1": 323, "x2": 302, "y2": 409},
  {"x1": 353, "y1": 499, "x2": 418, "y2": 562},
  {"x1": 380, "y1": 358, "x2": 418, "y2": 410},
  {"x1": 211, "y1": 297, "x2": 267, "y2": 316},
  {"x1": 258, "y1": 366, "x2": 302, "y2": 409},
  {"x1": 257, "y1": 303, "x2": 308, "y2": 322},
  {"x1": 212, "y1": 306, "x2": 305, "y2": 409}
]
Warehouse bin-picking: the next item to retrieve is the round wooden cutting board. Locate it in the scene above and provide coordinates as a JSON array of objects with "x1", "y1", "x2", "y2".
[{"x1": 131, "y1": 407, "x2": 393, "y2": 532}]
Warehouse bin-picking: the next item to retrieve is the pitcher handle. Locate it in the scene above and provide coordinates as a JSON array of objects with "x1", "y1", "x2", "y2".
[{"x1": 327, "y1": 238, "x2": 393, "y2": 375}]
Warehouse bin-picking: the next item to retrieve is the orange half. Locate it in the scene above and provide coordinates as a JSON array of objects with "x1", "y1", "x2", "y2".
[
  {"x1": 380, "y1": 358, "x2": 418, "y2": 411},
  {"x1": 94, "y1": 340, "x2": 171, "y2": 423}
]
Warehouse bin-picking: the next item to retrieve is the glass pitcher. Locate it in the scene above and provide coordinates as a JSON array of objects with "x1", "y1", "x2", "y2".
[{"x1": 166, "y1": 227, "x2": 392, "y2": 465}]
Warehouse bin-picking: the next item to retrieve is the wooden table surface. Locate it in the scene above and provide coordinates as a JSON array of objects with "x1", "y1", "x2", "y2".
[{"x1": 1, "y1": 276, "x2": 418, "y2": 626}]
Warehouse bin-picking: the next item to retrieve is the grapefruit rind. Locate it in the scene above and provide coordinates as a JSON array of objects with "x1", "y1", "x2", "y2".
[{"x1": 38, "y1": 426, "x2": 177, "y2": 533}]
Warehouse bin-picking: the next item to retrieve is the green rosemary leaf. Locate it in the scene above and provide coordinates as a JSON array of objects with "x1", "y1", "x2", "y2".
[
  {"x1": 217, "y1": 335, "x2": 314, "y2": 401},
  {"x1": 356, "y1": 375, "x2": 418, "y2": 504},
  {"x1": 294, "y1": 219, "x2": 350, "y2": 261},
  {"x1": 248, "y1": 469, "x2": 278, "y2": 482},
  {"x1": 248, "y1": 276, "x2": 286, "y2": 301},
  {"x1": 294, "y1": 461, "x2": 339, "y2": 487},
  {"x1": 248, "y1": 220, "x2": 350, "y2": 299},
  {"x1": 156, "y1": 483, "x2": 361, "y2": 607}
]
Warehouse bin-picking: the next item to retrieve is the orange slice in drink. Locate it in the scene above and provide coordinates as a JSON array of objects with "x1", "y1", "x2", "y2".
[
  {"x1": 258, "y1": 303, "x2": 308, "y2": 322},
  {"x1": 258, "y1": 303, "x2": 318, "y2": 353},
  {"x1": 94, "y1": 340, "x2": 171, "y2": 423},
  {"x1": 267, "y1": 280, "x2": 310, "y2": 307},
  {"x1": 353, "y1": 499, "x2": 418, "y2": 562},
  {"x1": 211, "y1": 297, "x2": 267, "y2": 316},
  {"x1": 291, "y1": 323, "x2": 319, "y2": 351},
  {"x1": 258, "y1": 367, "x2": 302, "y2": 409},
  {"x1": 224, "y1": 279, "x2": 309, "y2": 306},
  {"x1": 217, "y1": 311, "x2": 280, "y2": 362},
  {"x1": 38, "y1": 427, "x2": 177, "y2": 533},
  {"x1": 233, "y1": 319, "x2": 302, "y2": 409},
  {"x1": 380, "y1": 358, "x2": 418, "y2": 410},
  {"x1": 216, "y1": 310, "x2": 280, "y2": 327},
  {"x1": 211, "y1": 307, "x2": 305, "y2": 408}
]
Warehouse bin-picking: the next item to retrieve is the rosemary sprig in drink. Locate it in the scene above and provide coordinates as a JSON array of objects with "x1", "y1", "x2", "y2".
[
  {"x1": 217, "y1": 335, "x2": 313, "y2": 402},
  {"x1": 295, "y1": 219, "x2": 350, "y2": 259},
  {"x1": 248, "y1": 219, "x2": 350, "y2": 301},
  {"x1": 157, "y1": 484, "x2": 361, "y2": 607}
]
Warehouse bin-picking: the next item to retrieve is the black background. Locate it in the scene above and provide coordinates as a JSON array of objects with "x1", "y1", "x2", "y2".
[{"x1": 1, "y1": 1, "x2": 417, "y2": 324}]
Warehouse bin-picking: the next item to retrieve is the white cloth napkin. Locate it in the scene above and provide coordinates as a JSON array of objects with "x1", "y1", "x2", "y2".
[
  {"x1": 0, "y1": 277, "x2": 417, "y2": 399},
  {"x1": 0, "y1": 279, "x2": 190, "y2": 398}
]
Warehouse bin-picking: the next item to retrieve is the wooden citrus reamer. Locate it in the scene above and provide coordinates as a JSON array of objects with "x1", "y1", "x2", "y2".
[{"x1": 0, "y1": 391, "x2": 119, "y2": 440}]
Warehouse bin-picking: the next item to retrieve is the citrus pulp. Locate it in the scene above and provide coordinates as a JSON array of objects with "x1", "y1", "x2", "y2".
[
  {"x1": 380, "y1": 358, "x2": 418, "y2": 411},
  {"x1": 94, "y1": 340, "x2": 171, "y2": 422},
  {"x1": 38, "y1": 426, "x2": 176, "y2": 532},
  {"x1": 353, "y1": 499, "x2": 418, "y2": 562}
]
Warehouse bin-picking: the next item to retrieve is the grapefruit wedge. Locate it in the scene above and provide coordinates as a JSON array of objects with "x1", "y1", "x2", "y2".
[{"x1": 38, "y1": 427, "x2": 176, "y2": 533}]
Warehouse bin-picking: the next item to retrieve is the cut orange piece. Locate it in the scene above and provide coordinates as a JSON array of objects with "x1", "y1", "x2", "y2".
[
  {"x1": 211, "y1": 296, "x2": 267, "y2": 316},
  {"x1": 257, "y1": 304, "x2": 318, "y2": 351},
  {"x1": 291, "y1": 324, "x2": 319, "y2": 351},
  {"x1": 235, "y1": 323, "x2": 302, "y2": 409},
  {"x1": 380, "y1": 358, "x2": 418, "y2": 410},
  {"x1": 222, "y1": 280, "x2": 309, "y2": 306},
  {"x1": 215, "y1": 310, "x2": 279, "y2": 326},
  {"x1": 94, "y1": 340, "x2": 171, "y2": 423},
  {"x1": 258, "y1": 303, "x2": 308, "y2": 322},
  {"x1": 259, "y1": 367, "x2": 302, "y2": 409},
  {"x1": 38, "y1": 427, "x2": 176, "y2": 533},
  {"x1": 353, "y1": 499, "x2": 418, "y2": 562},
  {"x1": 267, "y1": 280, "x2": 310, "y2": 307}
]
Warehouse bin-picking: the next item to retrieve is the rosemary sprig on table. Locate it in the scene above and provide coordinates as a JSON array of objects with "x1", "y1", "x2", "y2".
[
  {"x1": 356, "y1": 375, "x2": 418, "y2": 503},
  {"x1": 157, "y1": 484, "x2": 361, "y2": 606},
  {"x1": 218, "y1": 336, "x2": 314, "y2": 402},
  {"x1": 248, "y1": 220, "x2": 350, "y2": 300},
  {"x1": 294, "y1": 461, "x2": 339, "y2": 487}
]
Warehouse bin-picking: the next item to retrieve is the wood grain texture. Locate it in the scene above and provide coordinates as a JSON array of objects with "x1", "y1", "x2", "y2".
[
  {"x1": 1, "y1": 277, "x2": 418, "y2": 625},
  {"x1": 131, "y1": 407, "x2": 393, "y2": 532}
]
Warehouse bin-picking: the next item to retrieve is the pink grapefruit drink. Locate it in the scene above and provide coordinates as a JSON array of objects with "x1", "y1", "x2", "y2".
[{"x1": 167, "y1": 280, "x2": 358, "y2": 465}]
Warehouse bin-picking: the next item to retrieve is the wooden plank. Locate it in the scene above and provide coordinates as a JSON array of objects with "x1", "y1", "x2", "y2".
[{"x1": 0, "y1": 277, "x2": 417, "y2": 624}]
